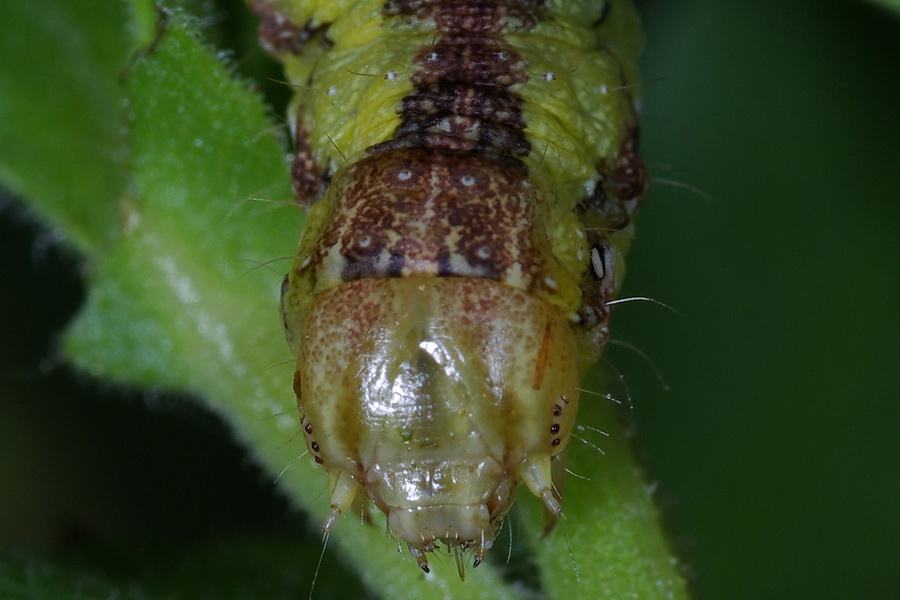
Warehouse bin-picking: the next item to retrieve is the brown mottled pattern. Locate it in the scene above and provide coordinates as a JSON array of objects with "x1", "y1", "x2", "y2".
[
  {"x1": 577, "y1": 127, "x2": 646, "y2": 232},
  {"x1": 370, "y1": 1, "x2": 542, "y2": 161},
  {"x1": 600, "y1": 126, "x2": 646, "y2": 222},
  {"x1": 409, "y1": 37, "x2": 528, "y2": 88},
  {"x1": 310, "y1": 149, "x2": 541, "y2": 284},
  {"x1": 250, "y1": 0, "x2": 317, "y2": 55},
  {"x1": 384, "y1": 0, "x2": 545, "y2": 32},
  {"x1": 291, "y1": 121, "x2": 328, "y2": 206}
]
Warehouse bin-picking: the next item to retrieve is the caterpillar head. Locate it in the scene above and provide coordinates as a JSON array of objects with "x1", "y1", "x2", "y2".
[{"x1": 291, "y1": 276, "x2": 579, "y2": 574}]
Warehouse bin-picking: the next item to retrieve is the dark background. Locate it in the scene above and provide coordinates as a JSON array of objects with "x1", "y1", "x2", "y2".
[{"x1": 2, "y1": 0, "x2": 898, "y2": 598}]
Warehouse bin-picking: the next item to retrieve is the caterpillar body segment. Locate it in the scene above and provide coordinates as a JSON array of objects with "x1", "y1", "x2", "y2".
[{"x1": 252, "y1": 0, "x2": 645, "y2": 573}]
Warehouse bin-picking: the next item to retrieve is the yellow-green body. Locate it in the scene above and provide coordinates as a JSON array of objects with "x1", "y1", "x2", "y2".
[{"x1": 252, "y1": 0, "x2": 645, "y2": 573}]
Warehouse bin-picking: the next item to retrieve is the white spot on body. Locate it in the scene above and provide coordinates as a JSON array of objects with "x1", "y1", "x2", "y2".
[{"x1": 590, "y1": 246, "x2": 606, "y2": 279}]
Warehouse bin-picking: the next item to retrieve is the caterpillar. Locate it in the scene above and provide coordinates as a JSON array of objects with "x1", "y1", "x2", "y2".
[{"x1": 250, "y1": 0, "x2": 645, "y2": 574}]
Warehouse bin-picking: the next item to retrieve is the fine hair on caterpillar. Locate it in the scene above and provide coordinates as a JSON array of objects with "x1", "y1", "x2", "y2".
[{"x1": 250, "y1": 0, "x2": 646, "y2": 576}]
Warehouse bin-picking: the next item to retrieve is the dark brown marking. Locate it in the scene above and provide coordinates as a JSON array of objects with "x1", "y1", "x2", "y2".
[
  {"x1": 550, "y1": 424, "x2": 560, "y2": 434},
  {"x1": 577, "y1": 182, "x2": 631, "y2": 232},
  {"x1": 575, "y1": 124, "x2": 645, "y2": 233},
  {"x1": 250, "y1": 0, "x2": 320, "y2": 55},
  {"x1": 313, "y1": 149, "x2": 541, "y2": 284},
  {"x1": 372, "y1": 2, "x2": 543, "y2": 163},
  {"x1": 292, "y1": 121, "x2": 328, "y2": 205},
  {"x1": 410, "y1": 37, "x2": 527, "y2": 88},
  {"x1": 603, "y1": 127, "x2": 646, "y2": 220},
  {"x1": 280, "y1": 274, "x2": 291, "y2": 333},
  {"x1": 292, "y1": 370, "x2": 302, "y2": 397},
  {"x1": 599, "y1": 127, "x2": 646, "y2": 222},
  {"x1": 384, "y1": 0, "x2": 545, "y2": 33}
]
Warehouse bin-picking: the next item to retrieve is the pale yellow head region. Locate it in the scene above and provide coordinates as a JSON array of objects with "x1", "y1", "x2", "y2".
[{"x1": 294, "y1": 276, "x2": 579, "y2": 567}]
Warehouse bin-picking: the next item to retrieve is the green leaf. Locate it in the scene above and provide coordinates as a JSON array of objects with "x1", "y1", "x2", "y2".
[
  {"x1": 65, "y1": 9, "x2": 299, "y2": 391},
  {"x1": 0, "y1": 0, "x2": 131, "y2": 253}
]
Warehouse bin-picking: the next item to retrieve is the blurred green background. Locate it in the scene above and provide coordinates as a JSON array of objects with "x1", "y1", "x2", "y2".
[
  {"x1": 1, "y1": 0, "x2": 898, "y2": 598},
  {"x1": 619, "y1": 1, "x2": 899, "y2": 598}
]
